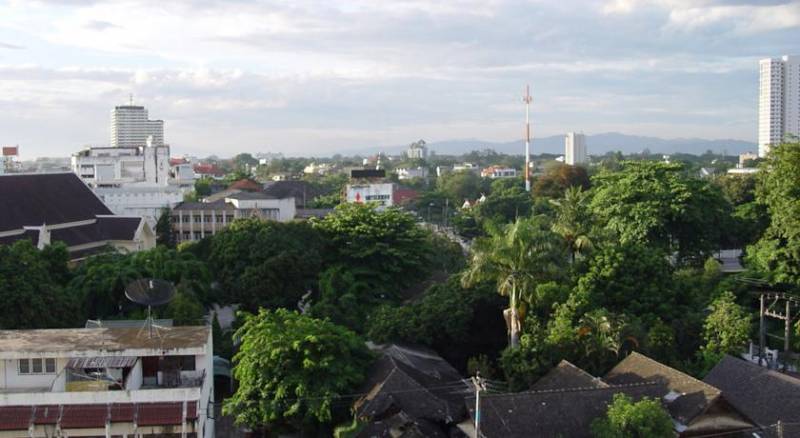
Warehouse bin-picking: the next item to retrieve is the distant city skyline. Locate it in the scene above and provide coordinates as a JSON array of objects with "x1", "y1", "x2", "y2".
[{"x1": 1, "y1": 0, "x2": 799, "y2": 159}]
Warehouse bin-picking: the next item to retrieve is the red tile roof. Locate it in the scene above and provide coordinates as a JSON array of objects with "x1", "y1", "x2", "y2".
[
  {"x1": 0, "y1": 406, "x2": 31, "y2": 431},
  {"x1": 0, "y1": 402, "x2": 198, "y2": 431}
]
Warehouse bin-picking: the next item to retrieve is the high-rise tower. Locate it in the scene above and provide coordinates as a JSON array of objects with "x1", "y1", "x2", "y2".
[
  {"x1": 758, "y1": 55, "x2": 800, "y2": 157},
  {"x1": 111, "y1": 104, "x2": 164, "y2": 148}
]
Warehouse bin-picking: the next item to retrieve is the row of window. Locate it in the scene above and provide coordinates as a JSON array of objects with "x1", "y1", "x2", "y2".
[
  {"x1": 19, "y1": 358, "x2": 57, "y2": 375},
  {"x1": 173, "y1": 215, "x2": 235, "y2": 224}
]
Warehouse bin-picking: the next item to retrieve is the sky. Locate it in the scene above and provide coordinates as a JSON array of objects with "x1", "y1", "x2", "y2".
[{"x1": 0, "y1": 0, "x2": 799, "y2": 158}]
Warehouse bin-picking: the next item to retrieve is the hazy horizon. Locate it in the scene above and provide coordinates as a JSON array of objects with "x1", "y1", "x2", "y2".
[{"x1": 2, "y1": 0, "x2": 799, "y2": 159}]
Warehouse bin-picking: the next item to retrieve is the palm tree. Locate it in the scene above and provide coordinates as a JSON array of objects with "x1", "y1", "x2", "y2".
[
  {"x1": 461, "y1": 217, "x2": 565, "y2": 348},
  {"x1": 549, "y1": 186, "x2": 594, "y2": 262}
]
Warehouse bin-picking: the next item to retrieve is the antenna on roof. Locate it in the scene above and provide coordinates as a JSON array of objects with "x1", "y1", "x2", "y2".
[
  {"x1": 125, "y1": 278, "x2": 176, "y2": 339},
  {"x1": 129, "y1": 93, "x2": 134, "y2": 105}
]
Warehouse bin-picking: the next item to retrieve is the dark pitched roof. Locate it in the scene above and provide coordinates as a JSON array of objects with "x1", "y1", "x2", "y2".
[
  {"x1": 531, "y1": 360, "x2": 609, "y2": 391},
  {"x1": 225, "y1": 191, "x2": 277, "y2": 200},
  {"x1": 704, "y1": 355, "x2": 800, "y2": 427},
  {"x1": 604, "y1": 352, "x2": 721, "y2": 425},
  {"x1": 227, "y1": 179, "x2": 262, "y2": 191},
  {"x1": 356, "y1": 412, "x2": 448, "y2": 438},
  {"x1": 47, "y1": 217, "x2": 141, "y2": 248},
  {"x1": 173, "y1": 200, "x2": 234, "y2": 211},
  {"x1": 262, "y1": 181, "x2": 322, "y2": 205},
  {"x1": 471, "y1": 383, "x2": 667, "y2": 438},
  {"x1": 355, "y1": 344, "x2": 469, "y2": 431},
  {"x1": 0, "y1": 173, "x2": 111, "y2": 232}
]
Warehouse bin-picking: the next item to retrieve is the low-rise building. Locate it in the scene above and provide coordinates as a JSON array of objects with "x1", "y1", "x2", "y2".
[
  {"x1": 171, "y1": 192, "x2": 296, "y2": 242},
  {"x1": 480, "y1": 166, "x2": 517, "y2": 179},
  {"x1": 0, "y1": 325, "x2": 214, "y2": 437},
  {"x1": 0, "y1": 173, "x2": 155, "y2": 261},
  {"x1": 395, "y1": 167, "x2": 428, "y2": 180}
]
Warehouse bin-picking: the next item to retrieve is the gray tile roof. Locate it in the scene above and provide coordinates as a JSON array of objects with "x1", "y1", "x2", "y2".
[
  {"x1": 531, "y1": 360, "x2": 609, "y2": 391},
  {"x1": 704, "y1": 355, "x2": 800, "y2": 428}
]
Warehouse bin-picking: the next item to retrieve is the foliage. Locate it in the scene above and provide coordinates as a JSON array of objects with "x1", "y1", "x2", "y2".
[
  {"x1": 467, "y1": 354, "x2": 496, "y2": 379},
  {"x1": 550, "y1": 186, "x2": 594, "y2": 261},
  {"x1": 0, "y1": 241, "x2": 82, "y2": 329},
  {"x1": 437, "y1": 170, "x2": 486, "y2": 205},
  {"x1": 194, "y1": 177, "x2": 213, "y2": 197},
  {"x1": 576, "y1": 242, "x2": 676, "y2": 321},
  {"x1": 164, "y1": 286, "x2": 205, "y2": 326},
  {"x1": 532, "y1": 163, "x2": 590, "y2": 198},
  {"x1": 310, "y1": 265, "x2": 377, "y2": 332},
  {"x1": 473, "y1": 178, "x2": 533, "y2": 225},
  {"x1": 313, "y1": 203, "x2": 432, "y2": 296},
  {"x1": 224, "y1": 309, "x2": 372, "y2": 431},
  {"x1": 701, "y1": 291, "x2": 751, "y2": 359},
  {"x1": 208, "y1": 218, "x2": 325, "y2": 311},
  {"x1": 212, "y1": 315, "x2": 234, "y2": 359},
  {"x1": 747, "y1": 141, "x2": 800, "y2": 286},
  {"x1": 462, "y1": 217, "x2": 566, "y2": 347},
  {"x1": 69, "y1": 246, "x2": 210, "y2": 319},
  {"x1": 590, "y1": 161, "x2": 730, "y2": 265},
  {"x1": 155, "y1": 208, "x2": 176, "y2": 248},
  {"x1": 590, "y1": 394, "x2": 674, "y2": 438}
]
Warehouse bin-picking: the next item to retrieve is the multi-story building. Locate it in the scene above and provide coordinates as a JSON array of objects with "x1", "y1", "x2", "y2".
[
  {"x1": 1, "y1": 146, "x2": 20, "y2": 174},
  {"x1": 0, "y1": 325, "x2": 214, "y2": 437},
  {"x1": 0, "y1": 173, "x2": 155, "y2": 261},
  {"x1": 72, "y1": 105, "x2": 190, "y2": 225},
  {"x1": 171, "y1": 193, "x2": 296, "y2": 243},
  {"x1": 565, "y1": 132, "x2": 587, "y2": 165},
  {"x1": 111, "y1": 105, "x2": 164, "y2": 149},
  {"x1": 758, "y1": 55, "x2": 800, "y2": 157},
  {"x1": 406, "y1": 141, "x2": 428, "y2": 160}
]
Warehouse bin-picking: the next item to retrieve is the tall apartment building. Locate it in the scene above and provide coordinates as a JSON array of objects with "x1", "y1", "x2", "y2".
[
  {"x1": 111, "y1": 105, "x2": 164, "y2": 148},
  {"x1": 565, "y1": 132, "x2": 587, "y2": 165},
  {"x1": 758, "y1": 55, "x2": 800, "y2": 157}
]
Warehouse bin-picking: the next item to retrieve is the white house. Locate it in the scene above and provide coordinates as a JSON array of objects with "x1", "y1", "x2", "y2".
[
  {"x1": 0, "y1": 325, "x2": 214, "y2": 437},
  {"x1": 395, "y1": 167, "x2": 428, "y2": 180}
]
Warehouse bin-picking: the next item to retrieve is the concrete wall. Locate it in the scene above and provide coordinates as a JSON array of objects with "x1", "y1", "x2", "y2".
[{"x1": 1, "y1": 358, "x2": 67, "y2": 391}]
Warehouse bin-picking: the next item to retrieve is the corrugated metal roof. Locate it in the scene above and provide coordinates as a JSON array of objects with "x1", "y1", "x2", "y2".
[
  {"x1": 0, "y1": 402, "x2": 198, "y2": 431},
  {"x1": 66, "y1": 356, "x2": 138, "y2": 369}
]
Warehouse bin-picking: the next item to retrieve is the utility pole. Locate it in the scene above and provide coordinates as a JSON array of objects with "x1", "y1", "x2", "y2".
[
  {"x1": 472, "y1": 372, "x2": 487, "y2": 437},
  {"x1": 523, "y1": 85, "x2": 533, "y2": 192}
]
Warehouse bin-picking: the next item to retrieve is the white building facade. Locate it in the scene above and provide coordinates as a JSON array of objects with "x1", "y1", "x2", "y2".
[
  {"x1": 565, "y1": 132, "x2": 587, "y2": 165},
  {"x1": 111, "y1": 105, "x2": 164, "y2": 149},
  {"x1": 346, "y1": 183, "x2": 395, "y2": 209},
  {"x1": 758, "y1": 55, "x2": 800, "y2": 157},
  {"x1": 0, "y1": 326, "x2": 214, "y2": 437}
]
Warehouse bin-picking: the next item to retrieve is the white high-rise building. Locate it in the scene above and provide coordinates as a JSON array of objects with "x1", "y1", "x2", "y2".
[
  {"x1": 111, "y1": 105, "x2": 164, "y2": 148},
  {"x1": 565, "y1": 132, "x2": 587, "y2": 165},
  {"x1": 758, "y1": 55, "x2": 800, "y2": 157}
]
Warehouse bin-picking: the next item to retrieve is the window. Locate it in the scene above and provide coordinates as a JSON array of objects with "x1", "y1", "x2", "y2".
[
  {"x1": 179, "y1": 356, "x2": 196, "y2": 371},
  {"x1": 18, "y1": 358, "x2": 55, "y2": 375}
]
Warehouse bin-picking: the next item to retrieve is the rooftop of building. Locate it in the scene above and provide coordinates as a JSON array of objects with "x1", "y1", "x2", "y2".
[
  {"x1": 0, "y1": 326, "x2": 210, "y2": 358},
  {"x1": 704, "y1": 355, "x2": 800, "y2": 427},
  {"x1": 0, "y1": 172, "x2": 112, "y2": 232}
]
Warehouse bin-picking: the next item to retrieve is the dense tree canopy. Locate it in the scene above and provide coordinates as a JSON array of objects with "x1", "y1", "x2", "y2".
[
  {"x1": 312, "y1": 203, "x2": 432, "y2": 296},
  {"x1": 0, "y1": 241, "x2": 81, "y2": 329},
  {"x1": 207, "y1": 218, "x2": 324, "y2": 311},
  {"x1": 590, "y1": 161, "x2": 729, "y2": 264},
  {"x1": 224, "y1": 309, "x2": 372, "y2": 432},
  {"x1": 747, "y1": 141, "x2": 800, "y2": 286}
]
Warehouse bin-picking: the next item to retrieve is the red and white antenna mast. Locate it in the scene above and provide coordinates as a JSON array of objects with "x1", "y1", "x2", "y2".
[{"x1": 523, "y1": 85, "x2": 532, "y2": 192}]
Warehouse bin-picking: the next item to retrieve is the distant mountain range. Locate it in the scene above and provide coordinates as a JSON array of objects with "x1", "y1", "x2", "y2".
[{"x1": 355, "y1": 132, "x2": 757, "y2": 157}]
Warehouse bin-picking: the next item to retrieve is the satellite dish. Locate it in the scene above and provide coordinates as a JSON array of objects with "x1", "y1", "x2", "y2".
[
  {"x1": 124, "y1": 278, "x2": 176, "y2": 338},
  {"x1": 125, "y1": 278, "x2": 176, "y2": 306}
]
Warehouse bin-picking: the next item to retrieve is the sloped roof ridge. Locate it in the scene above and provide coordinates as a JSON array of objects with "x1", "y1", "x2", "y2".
[
  {"x1": 617, "y1": 352, "x2": 721, "y2": 394},
  {"x1": 482, "y1": 380, "x2": 663, "y2": 399}
]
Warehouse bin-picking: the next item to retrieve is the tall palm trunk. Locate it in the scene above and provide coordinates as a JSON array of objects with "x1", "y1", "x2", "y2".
[{"x1": 508, "y1": 285, "x2": 521, "y2": 348}]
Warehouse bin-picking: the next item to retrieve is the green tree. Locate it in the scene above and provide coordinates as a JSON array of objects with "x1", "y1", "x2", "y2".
[
  {"x1": 164, "y1": 286, "x2": 205, "y2": 326},
  {"x1": 155, "y1": 208, "x2": 176, "y2": 248},
  {"x1": 0, "y1": 241, "x2": 82, "y2": 329},
  {"x1": 462, "y1": 217, "x2": 566, "y2": 348},
  {"x1": 194, "y1": 177, "x2": 213, "y2": 197},
  {"x1": 590, "y1": 161, "x2": 730, "y2": 265},
  {"x1": 700, "y1": 291, "x2": 751, "y2": 365},
  {"x1": 438, "y1": 170, "x2": 485, "y2": 205},
  {"x1": 591, "y1": 393, "x2": 674, "y2": 438},
  {"x1": 550, "y1": 186, "x2": 594, "y2": 262},
  {"x1": 312, "y1": 203, "x2": 432, "y2": 296},
  {"x1": 747, "y1": 140, "x2": 800, "y2": 286},
  {"x1": 208, "y1": 218, "x2": 325, "y2": 311},
  {"x1": 532, "y1": 163, "x2": 590, "y2": 198},
  {"x1": 223, "y1": 309, "x2": 372, "y2": 432},
  {"x1": 576, "y1": 243, "x2": 677, "y2": 322}
]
